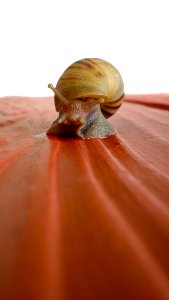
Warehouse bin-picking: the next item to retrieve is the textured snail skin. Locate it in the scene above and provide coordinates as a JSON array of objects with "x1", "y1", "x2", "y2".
[
  {"x1": 47, "y1": 100, "x2": 115, "y2": 138},
  {"x1": 47, "y1": 58, "x2": 124, "y2": 139}
]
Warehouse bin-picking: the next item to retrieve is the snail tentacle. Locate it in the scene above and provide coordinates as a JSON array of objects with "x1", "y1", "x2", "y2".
[{"x1": 48, "y1": 84, "x2": 69, "y2": 105}]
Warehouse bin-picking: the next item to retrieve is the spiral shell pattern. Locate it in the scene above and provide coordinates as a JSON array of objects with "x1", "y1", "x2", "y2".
[{"x1": 56, "y1": 58, "x2": 124, "y2": 117}]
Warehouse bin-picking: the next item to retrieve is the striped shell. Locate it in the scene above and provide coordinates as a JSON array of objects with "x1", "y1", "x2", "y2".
[{"x1": 56, "y1": 58, "x2": 124, "y2": 117}]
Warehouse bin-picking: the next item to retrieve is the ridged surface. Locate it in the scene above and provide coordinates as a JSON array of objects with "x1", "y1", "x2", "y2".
[{"x1": 0, "y1": 95, "x2": 169, "y2": 300}]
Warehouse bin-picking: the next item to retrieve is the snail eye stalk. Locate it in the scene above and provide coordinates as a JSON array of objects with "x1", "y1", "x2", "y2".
[{"x1": 48, "y1": 84, "x2": 69, "y2": 105}]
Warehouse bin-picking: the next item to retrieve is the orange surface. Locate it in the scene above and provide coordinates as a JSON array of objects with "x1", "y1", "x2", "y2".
[{"x1": 0, "y1": 95, "x2": 169, "y2": 300}]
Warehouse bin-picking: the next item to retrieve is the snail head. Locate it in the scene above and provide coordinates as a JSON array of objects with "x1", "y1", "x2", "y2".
[{"x1": 48, "y1": 83, "x2": 104, "y2": 126}]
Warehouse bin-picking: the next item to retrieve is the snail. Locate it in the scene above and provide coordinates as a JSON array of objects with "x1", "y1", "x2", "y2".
[{"x1": 47, "y1": 58, "x2": 124, "y2": 138}]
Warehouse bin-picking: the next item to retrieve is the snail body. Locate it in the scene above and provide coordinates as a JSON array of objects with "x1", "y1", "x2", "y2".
[{"x1": 47, "y1": 58, "x2": 124, "y2": 138}]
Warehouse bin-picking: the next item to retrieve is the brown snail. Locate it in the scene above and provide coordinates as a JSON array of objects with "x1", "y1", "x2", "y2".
[{"x1": 47, "y1": 58, "x2": 124, "y2": 138}]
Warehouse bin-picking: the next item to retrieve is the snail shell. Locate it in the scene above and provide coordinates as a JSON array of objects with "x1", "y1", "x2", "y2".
[
  {"x1": 56, "y1": 58, "x2": 124, "y2": 118},
  {"x1": 47, "y1": 58, "x2": 124, "y2": 138}
]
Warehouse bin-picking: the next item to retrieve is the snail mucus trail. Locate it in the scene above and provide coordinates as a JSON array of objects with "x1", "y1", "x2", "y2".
[{"x1": 47, "y1": 58, "x2": 124, "y2": 139}]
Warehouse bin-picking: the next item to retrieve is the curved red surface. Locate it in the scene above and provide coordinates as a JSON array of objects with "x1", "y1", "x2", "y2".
[{"x1": 0, "y1": 95, "x2": 169, "y2": 300}]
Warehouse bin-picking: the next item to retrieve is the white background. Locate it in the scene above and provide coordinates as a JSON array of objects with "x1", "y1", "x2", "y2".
[{"x1": 0, "y1": 0, "x2": 168, "y2": 97}]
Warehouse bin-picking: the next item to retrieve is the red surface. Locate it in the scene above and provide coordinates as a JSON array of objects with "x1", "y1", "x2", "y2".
[{"x1": 0, "y1": 94, "x2": 169, "y2": 300}]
